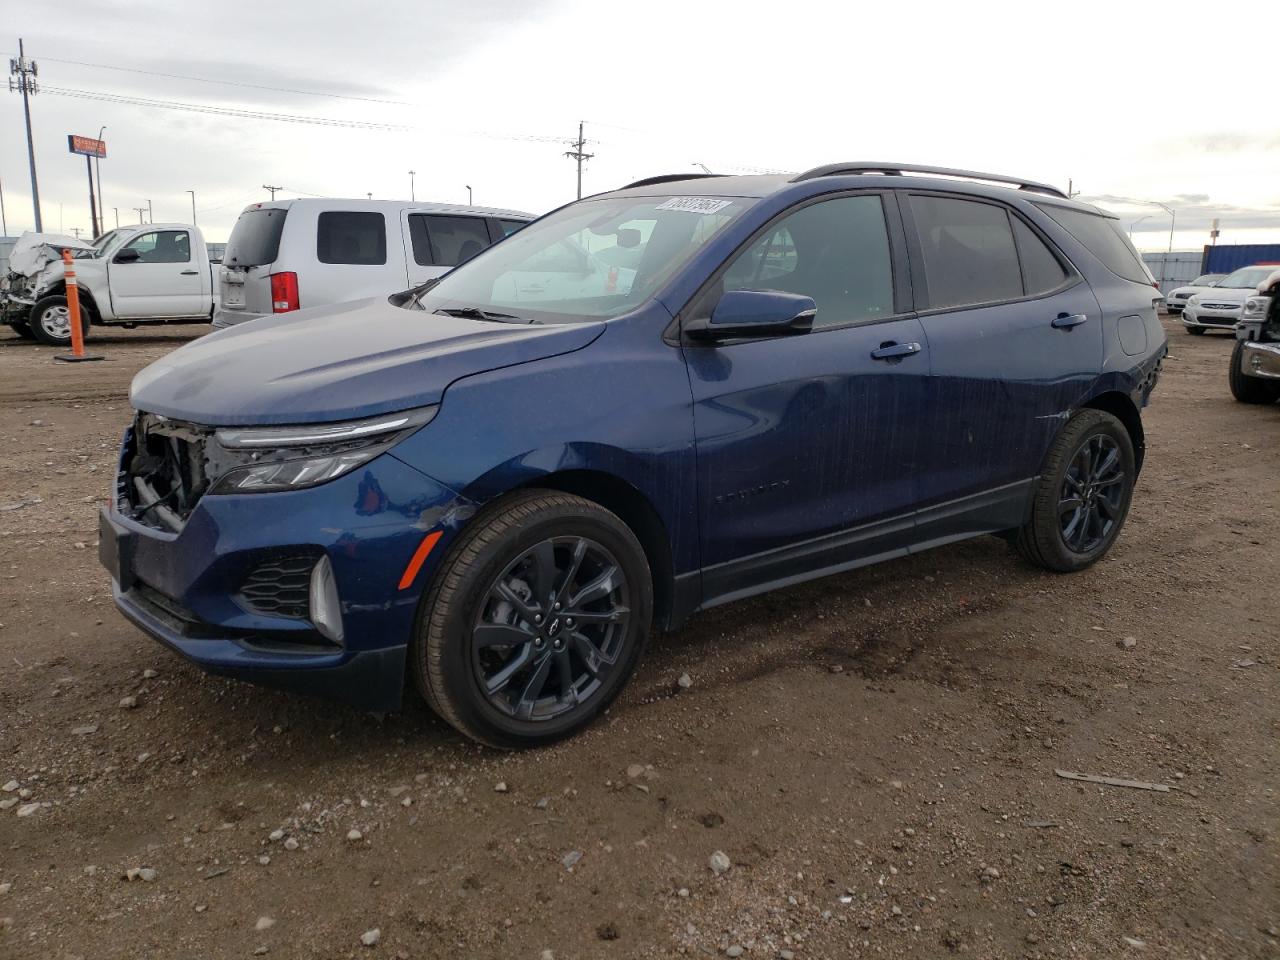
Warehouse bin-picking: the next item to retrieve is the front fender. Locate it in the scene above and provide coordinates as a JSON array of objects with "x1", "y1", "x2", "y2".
[{"x1": 389, "y1": 305, "x2": 700, "y2": 576}]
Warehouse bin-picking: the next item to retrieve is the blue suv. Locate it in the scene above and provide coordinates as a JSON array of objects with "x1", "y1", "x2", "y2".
[{"x1": 100, "y1": 163, "x2": 1167, "y2": 747}]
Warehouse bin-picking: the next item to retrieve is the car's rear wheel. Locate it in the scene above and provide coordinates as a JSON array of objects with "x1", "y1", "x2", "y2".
[
  {"x1": 412, "y1": 490, "x2": 652, "y2": 748},
  {"x1": 1014, "y1": 409, "x2": 1135, "y2": 573},
  {"x1": 1185, "y1": 325, "x2": 1205, "y2": 335},
  {"x1": 29, "y1": 295, "x2": 89, "y2": 347},
  {"x1": 1229, "y1": 340, "x2": 1280, "y2": 404}
]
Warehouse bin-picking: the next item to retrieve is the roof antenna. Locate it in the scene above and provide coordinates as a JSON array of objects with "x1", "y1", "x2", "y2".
[{"x1": 694, "y1": 162, "x2": 713, "y2": 174}]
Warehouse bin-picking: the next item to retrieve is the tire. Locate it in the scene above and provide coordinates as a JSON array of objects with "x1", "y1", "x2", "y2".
[
  {"x1": 6, "y1": 320, "x2": 36, "y2": 340},
  {"x1": 1185, "y1": 325, "x2": 1205, "y2": 335},
  {"x1": 29, "y1": 295, "x2": 89, "y2": 347},
  {"x1": 412, "y1": 490, "x2": 653, "y2": 748},
  {"x1": 1229, "y1": 340, "x2": 1280, "y2": 404},
  {"x1": 1014, "y1": 409, "x2": 1136, "y2": 573}
]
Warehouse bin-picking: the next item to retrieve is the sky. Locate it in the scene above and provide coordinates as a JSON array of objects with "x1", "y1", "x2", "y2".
[{"x1": 2, "y1": 0, "x2": 1278, "y2": 252}]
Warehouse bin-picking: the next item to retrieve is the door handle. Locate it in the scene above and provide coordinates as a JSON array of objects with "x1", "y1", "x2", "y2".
[
  {"x1": 870, "y1": 341, "x2": 922, "y2": 361},
  {"x1": 180, "y1": 270, "x2": 199, "y2": 275},
  {"x1": 1052, "y1": 313, "x2": 1088, "y2": 329}
]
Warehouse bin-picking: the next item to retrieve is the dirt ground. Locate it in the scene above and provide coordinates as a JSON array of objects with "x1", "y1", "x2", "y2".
[{"x1": 0, "y1": 318, "x2": 1276, "y2": 960}]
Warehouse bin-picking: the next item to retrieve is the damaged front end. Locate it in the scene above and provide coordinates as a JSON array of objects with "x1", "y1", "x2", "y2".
[{"x1": 115, "y1": 407, "x2": 440, "y2": 533}]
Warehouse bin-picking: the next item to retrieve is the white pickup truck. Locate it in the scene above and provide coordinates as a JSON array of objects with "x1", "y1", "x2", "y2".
[{"x1": 4, "y1": 223, "x2": 217, "y2": 346}]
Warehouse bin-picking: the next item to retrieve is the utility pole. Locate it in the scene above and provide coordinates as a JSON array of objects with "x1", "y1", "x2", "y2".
[
  {"x1": 9, "y1": 38, "x2": 43, "y2": 231},
  {"x1": 564, "y1": 121, "x2": 594, "y2": 200},
  {"x1": 70, "y1": 226, "x2": 82, "y2": 238},
  {"x1": 0, "y1": 174, "x2": 7, "y2": 236},
  {"x1": 262, "y1": 184, "x2": 281, "y2": 200},
  {"x1": 186, "y1": 189, "x2": 197, "y2": 226},
  {"x1": 132, "y1": 206, "x2": 146, "y2": 224}
]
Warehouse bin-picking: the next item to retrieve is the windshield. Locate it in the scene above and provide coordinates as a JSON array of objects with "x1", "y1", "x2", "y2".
[
  {"x1": 1218, "y1": 266, "x2": 1277, "y2": 289},
  {"x1": 413, "y1": 195, "x2": 755, "y2": 322},
  {"x1": 1191, "y1": 274, "x2": 1222, "y2": 286}
]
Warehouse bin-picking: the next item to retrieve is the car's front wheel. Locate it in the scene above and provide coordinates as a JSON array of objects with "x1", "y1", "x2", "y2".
[
  {"x1": 1014, "y1": 409, "x2": 1135, "y2": 573},
  {"x1": 29, "y1": 295, "x2": 89, "y2": 347},
  {"x1": 1229, "y1": 340, "x2": 1280, "y2": 404},
  {"x1": 412, "y1": 490, "x2": 652, "y2": 748}
]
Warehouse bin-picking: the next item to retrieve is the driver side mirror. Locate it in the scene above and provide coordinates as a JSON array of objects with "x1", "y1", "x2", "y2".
[
  {"x1": 688, "y1": 289, "x2": 817, "y2": 340},
  {"x1": 114, "y1": 248, "x2": 141, "y2": 264}
]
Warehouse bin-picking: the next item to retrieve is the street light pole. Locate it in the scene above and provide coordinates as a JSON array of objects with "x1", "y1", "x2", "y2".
[
  {"x1": 145, "y1": 198, "x2": 153, "y2": 224},
  {"x1": 112, "y1": 206, "x2": 119, "y2": 228},
  {"x1": 186, "y1": 190, "x2": 197, "y2": 226},
  {"x1": 466, "y1": 185, "x2": 472, "y2": 206},
  {"x1": 1128, "y1": 215, "x2": 1151, "y2": 238},
  {"x1": 408, "y1": 170, "x2": 415, "y2": 201}
]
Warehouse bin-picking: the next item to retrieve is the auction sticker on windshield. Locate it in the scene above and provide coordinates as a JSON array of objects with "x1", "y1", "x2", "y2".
[{"x1": 655, "y1": 197, "x2": 733, "y2": 215}]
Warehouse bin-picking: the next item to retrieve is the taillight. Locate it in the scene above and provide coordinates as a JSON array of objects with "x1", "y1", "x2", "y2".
[{"x1": 270, "y1": 272, "x2": 299, "y2": 313}]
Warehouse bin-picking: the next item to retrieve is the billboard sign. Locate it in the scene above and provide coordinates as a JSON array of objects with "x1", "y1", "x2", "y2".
[{"x1": 67, "y1": 134, "x2": 107, "y2": 158}]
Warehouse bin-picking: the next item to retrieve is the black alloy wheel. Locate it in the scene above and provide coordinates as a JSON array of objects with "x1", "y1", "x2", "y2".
[{"x1": 472, "y1": 535, "x2": 631, "y2": 722}]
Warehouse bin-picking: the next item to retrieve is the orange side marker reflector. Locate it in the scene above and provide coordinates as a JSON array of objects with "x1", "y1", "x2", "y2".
[{"x1": 398, "y1": 531, "x2": 443, "y2": 590}]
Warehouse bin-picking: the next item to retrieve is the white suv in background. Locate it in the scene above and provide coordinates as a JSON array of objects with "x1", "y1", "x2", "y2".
[
  {"x1": 1182, "y1": 264, "x2": 1280, "y2": 335},
  {"x1": 213, "y1": 198, "x2": 534, "y2": 328}
]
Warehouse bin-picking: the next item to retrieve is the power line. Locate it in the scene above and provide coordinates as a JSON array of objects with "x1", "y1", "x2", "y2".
[
  {"x1": 41, "y1": 84, "x2": 409, "y2": 130},
  {"x1": 16, "y1": 53, "x2": 412, "y2": 106}
]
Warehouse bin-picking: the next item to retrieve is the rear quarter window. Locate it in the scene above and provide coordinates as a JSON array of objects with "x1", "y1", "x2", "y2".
[
  {"x1": 1036, "y1": 204, "x2": 1150, "y2": 284},
  {"x1": 317, "y1": 211, "x2": 387, "y2": 266},
  {"x1": 224, "y1": 208, "x2": 287, "y2": 267}
]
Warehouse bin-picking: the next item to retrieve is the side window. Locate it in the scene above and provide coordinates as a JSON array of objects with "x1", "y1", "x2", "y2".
[
  {"x1": 1035, "y1": 204, "x2": 1150, "y2": 285},
  {"x1": 499, "y1": 219, "x2": 528, "y2": 237},
  {"x1": 408, "y1": 214, "x2": 491, "y2": 267},
  {"x1": 910, "y1": 195, "x2": 1022, "y2": 309},
  {"x1": 720, "y1": 195, "x2": 894, "y2": 328},
  {"x1": 316, "y1": 211, "x2": 386, "y2": 265},
  {"x1": 1012, "y1": 217, "x2": 1069, "y2": 296},
  {"x1": 123, "y1": 230, "x2": 191, "y2": 264}
]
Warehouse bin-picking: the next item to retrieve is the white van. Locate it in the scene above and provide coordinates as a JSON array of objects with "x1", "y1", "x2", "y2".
[{"x1": 213, "y1": 198, "x2": 534, "y2": 328}]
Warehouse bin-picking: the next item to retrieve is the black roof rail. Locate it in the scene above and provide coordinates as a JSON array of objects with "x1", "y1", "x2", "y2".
[
  {"x1": 618, "y1": 173, "x2": 723, "y2": 190},
  {"x1": 790, "y1": 162, "x2": 1068, "y2": 199}
]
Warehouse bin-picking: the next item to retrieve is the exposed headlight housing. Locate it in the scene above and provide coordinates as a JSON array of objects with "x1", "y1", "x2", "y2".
[
  {"x1": 208, "y1": 405, "x2": 437, "y2": 495},
  {"x1": 1241, "y1": 296, "x2": 1271, "y2": 321}
]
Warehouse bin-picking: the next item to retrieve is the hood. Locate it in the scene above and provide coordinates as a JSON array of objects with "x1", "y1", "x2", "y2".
[
  {"x1": 6, "y1": 231, "x2": 95, "y2": 278},
  {"x1": 130, "y1": 297, "x2": 605, "y2": 425},
  {"x1": 1169, "y1": 284, "x2": 1216, "y2": 298}
]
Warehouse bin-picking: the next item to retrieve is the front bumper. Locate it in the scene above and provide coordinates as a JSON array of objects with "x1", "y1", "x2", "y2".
[
  {"x1": 101, "y1": 443, "x2": 471, "y2": 712},
  {"x1": 1240, "y1": 341, "x2": 1280, "y2": 380},
  {"x1": 1182, "y1": 306, "x2": 1240, "y2": 329}
]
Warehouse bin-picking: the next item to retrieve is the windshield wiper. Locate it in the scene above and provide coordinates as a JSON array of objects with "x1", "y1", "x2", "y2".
[{"x1": 433, "y1": 306, "x2": 537, "y2": 324}]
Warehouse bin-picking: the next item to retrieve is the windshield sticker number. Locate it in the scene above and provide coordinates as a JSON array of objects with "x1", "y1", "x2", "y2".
[{"x1": 656, "y1": 197, "x2": 732, "y2": 215}]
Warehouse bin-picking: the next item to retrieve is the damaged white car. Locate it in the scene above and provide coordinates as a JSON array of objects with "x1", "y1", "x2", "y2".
[{"x1": 2, "y1": 224, "x2": 217, "y2": 346}]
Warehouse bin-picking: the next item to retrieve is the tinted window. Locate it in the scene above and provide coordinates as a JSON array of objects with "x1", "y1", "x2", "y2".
[
  {"x1": 722, "y1": 195, "x2": 893, "y2": 328},
  {"x1": 1036, "y1": 205, "x2": 1150, "y2": 284},
  {"x1": 224, "y1": 207, "x2": 287, "y2": 266},
  {"x1": 500, "y1": 219, "x2": 528, "y2": 237},
  {"x1": 123, "y1": 230, "x2": 190, "y2": 264},
  {"x1": 317, "y1": 211, "x2": 386, "y2": 265},
  {"x1": 911, "y1": 196, "x2": 1022, "y2": 308},
  {"x1": 1012, "y1": 217, "x2": 1068, "y2": 295},
  {"x1": 409, "y1": 215, "x2": 491, "y2": 267}
]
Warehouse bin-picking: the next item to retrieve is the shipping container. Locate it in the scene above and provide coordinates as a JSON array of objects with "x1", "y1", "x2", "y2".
[{"x1": 1201, "y1": 243, "x2": 1280, "y2": 275}]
